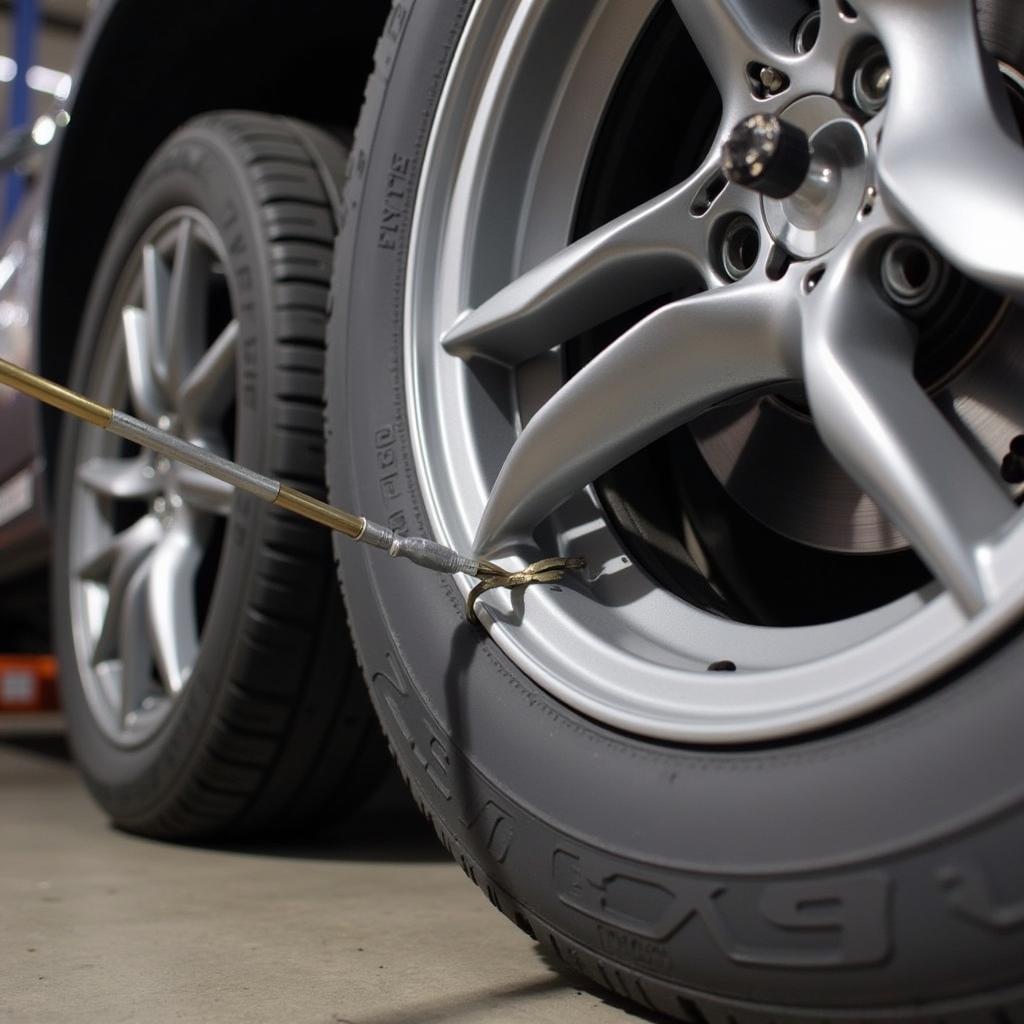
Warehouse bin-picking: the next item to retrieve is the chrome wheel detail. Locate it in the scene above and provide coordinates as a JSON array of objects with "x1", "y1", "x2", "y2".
[
  {"x1": 406, "y1": 0, "x2": 1024, "y2": 742},
  {"x1": 69, "y1": 210, "x2": 236, "y2": 745}
]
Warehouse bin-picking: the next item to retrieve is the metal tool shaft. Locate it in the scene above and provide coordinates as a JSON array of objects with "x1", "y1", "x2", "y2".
[
  {"x1": 0, "y1": 358, "x2": 478, "y2": 567},
  {"x1": 0, "y1": 357, "x2": 584, "y2": 617}
]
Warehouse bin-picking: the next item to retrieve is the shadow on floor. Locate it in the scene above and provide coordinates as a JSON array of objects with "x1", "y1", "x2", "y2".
[
  {"x1": 339, "y1": 945, "x2": 681, "y2": 1024},
  {"x1": 178, "y1": 768, "x2": 452, "y2": 865},
  {"x1": 0, "y1": 734, "x2": 71, "y2": 761},
  {"x1": 327, "y1": 976, "x2": 570, "y2": 1024},
  {"x1": 0, "y1": 731, "x2": 448, "y2": 865},
  {"x1": 534, "y1": 944, "x2": 679, "y2": 1024}
]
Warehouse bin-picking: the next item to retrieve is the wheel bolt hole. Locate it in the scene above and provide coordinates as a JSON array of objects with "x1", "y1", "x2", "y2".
[
  {"x1": 708, "y1": 660, "x2": 737, "y2": 673},
  {"x1": 730, "y1": 230, "x2": 758, "y2": 274},
  {"x1": 838, "y1": 1, "x2": 858, "y2": 21},
  {"x1": 793, "y1": 10, "x2": 821, "y2": 55},
  {"x1": 720, "y1": 217, "x2": 760, "y2": 282},
  {"x1": 902, "y1": 251, "x2": 930, "y2": 290},
  {"x1": 881, "y1": 239, "x2": 943, "y2": 308},
  {"x1": 852, "y1": 45, "x2": 891, "y2": 115}
]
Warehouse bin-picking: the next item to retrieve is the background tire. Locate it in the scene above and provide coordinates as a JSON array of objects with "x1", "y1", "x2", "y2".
[
  {"x1": 54, "y1": 112, "x2": 388, "y2": 840},
  {"x1": 326, "y1": 4, "x2": 1024, "y2": 1020}
]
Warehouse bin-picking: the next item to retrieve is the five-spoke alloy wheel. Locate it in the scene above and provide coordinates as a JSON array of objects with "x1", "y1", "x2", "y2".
[
  {"x1": 329, "y1": 0, "x2": 1024, "y2": 1018},
  {"x1": 405, "y1": 0, "x2": 1024, "y2": 742}
]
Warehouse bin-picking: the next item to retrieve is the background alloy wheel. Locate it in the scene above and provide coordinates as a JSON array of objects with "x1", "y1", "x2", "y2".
[
  {"x1": 328, "y1": 1, "x2": 1024, "y2": 1019},
  {"x1": 55, "y1": 112, "x2": 387, "y2": 839}
]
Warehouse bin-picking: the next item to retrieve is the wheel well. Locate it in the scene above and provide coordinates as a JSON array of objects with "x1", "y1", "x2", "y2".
[{"x1": 38, "y1": 0, "x2": 390, "y2": 466}]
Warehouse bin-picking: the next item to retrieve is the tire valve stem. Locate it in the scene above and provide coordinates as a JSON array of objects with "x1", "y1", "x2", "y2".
[{"x1": 0, "y1": 357, "x2": 585, "y2": 624}]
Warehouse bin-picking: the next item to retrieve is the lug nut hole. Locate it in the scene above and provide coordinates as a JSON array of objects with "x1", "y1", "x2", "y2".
[
  {"x1": 793, "y1": 10, "x2": 821, "y2": 55},
  {"x1": 720, "y1": 217, "x2": 761, "y2": 282},
  {"x1": 852, "y1": 45, "x2": 891, "y2": 115},
  {"x1": 881, "y1": 239, "x2": 943, "y2": 308},
  {"x1": 708, "y1": 660, "x2": 737, "y2": 673}
]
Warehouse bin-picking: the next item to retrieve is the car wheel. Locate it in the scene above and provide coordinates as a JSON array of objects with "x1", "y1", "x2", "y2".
[
  {"x1": 54, "y1": 112, "x2": 388, "y2": 839},
  {"x1": 327, "y1": 1, "x2": 1024, "y2": 1019}
]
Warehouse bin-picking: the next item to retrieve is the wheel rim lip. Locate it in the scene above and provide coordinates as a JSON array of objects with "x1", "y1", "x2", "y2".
[
  {"x1": 68, "y1": 207, "x2": 233, "y2": 749},
  {"x1": 404, "y1": 0, "x2": 1024, "y2": 742}
]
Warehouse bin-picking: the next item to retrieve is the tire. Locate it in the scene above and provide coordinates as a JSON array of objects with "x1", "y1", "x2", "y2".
[
  {"x1": 326, "y1": 3, "x2": 1024, "y2": 1020},
  {"x1": 53, "y1": 112, "x2": 388, "y2": 840}
]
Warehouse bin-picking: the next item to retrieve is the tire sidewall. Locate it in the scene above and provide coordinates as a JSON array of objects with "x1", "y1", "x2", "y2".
[
  {"x1": 54, "y1": 123, "x2": 278, "y2": 820},
  {"x1": 327, "y1": 0, "x2": 1024, "y2": 1011}
]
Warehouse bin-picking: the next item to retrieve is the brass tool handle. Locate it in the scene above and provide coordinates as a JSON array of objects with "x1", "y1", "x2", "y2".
[{"x1": 0, "y1": 357, "x2": 113, "y2": 428}]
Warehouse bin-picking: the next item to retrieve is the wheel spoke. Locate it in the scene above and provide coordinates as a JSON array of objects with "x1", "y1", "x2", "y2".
[
  {"x1": 865, "y1": 0, "x2": 1024, "y2": 297},
  {"x1": 122, "y1": 307, "x2": 165, "y2": 424},
  {"x1": 177, "y1": 464, "x2": 234, "y2": 517},
  {"x1": 801, "y1": 260, "x2": 1017, "y2": 615},
  {"x1": 177, "y1": 319, "x2": 238, "y2": 430},
  {"x1": 142, "y1": 242, "x2": 171, "y2": 388},
  {"x1": 79, "y1": 516, "x2": 161, "y2": 667},
  {"x1": 77, "y1": 455, "x2": 159, "y2": 501},
  {"x1": 164, "y1": 219, "x2": 211, "y2": 394},
  {"x1": 92, "y1": 538, "x2": 155, "y2": 668},
  {"x1": 118, "y1": 559, "x2": 157, "y2": 725},
  {"x1": 669, "y1": 0, "x2": 798, "y2": 118},
  {"x1": 77, "y1": 513, "x2": 162, "y2": 582},
  {"x1": 147, "y1": 522, "x2": 202, "y2": 695},
  {"x1": 473, "y1": 280, "x2": 798, "y2": 555},
  {"x1": 442, "y1": 155, "x2": 745, "y2": 365}
]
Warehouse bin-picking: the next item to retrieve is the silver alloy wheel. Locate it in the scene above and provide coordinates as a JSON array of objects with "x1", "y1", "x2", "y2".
[
  {"x1": 405, "y1": 0, "x2": 1024, "y2": 742},
  {"x1": 68, "y1": 208, "x2": 237, "y2": 747}
]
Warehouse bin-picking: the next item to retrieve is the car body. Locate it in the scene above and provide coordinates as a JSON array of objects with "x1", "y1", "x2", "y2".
[{"x1": 0, "y1": 189, "x2": 48, "y2": 582}]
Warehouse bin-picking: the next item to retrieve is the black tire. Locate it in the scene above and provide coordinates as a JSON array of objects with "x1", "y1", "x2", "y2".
[
  {"x1": 54, "y1": 112, "x2": 388, "y2": 840},
  {"x1": 326, "y1": 5, "x2": 1024, "y2": 1020}
]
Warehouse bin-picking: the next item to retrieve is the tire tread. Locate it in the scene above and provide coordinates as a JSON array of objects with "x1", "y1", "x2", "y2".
[{"x1": 124, "y1": 112, "x2": 387, "y2": 839}]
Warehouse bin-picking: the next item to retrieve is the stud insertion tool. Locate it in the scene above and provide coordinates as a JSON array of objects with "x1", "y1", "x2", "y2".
[{"x1": 0, "y1": 357, "x2": 584, "y2": 623}]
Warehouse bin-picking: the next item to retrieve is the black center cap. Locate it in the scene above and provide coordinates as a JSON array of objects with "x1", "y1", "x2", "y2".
[{"x1": 721, "y1": 114, "x2": 812, "y2": 200}]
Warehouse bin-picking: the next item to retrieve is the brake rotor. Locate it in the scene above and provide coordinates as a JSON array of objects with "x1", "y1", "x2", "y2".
[{"x1": 692, "y1": 302, "x2": 1023, "y2": 553}]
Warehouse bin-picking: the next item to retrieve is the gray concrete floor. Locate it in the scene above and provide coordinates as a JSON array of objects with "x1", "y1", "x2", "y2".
[{"x1": 0, "y1": 740, "x2": 664, "y2": 1024}]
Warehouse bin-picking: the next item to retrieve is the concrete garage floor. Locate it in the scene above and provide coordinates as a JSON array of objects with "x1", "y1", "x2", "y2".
[{"x1": 0, "y1": 741, "x2": 666, "y2": 1024}]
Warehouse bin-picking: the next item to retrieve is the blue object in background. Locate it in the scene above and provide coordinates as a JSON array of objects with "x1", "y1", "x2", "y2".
[{"x1": 4, "y1": 0, "x2": 40, "y2": 228}]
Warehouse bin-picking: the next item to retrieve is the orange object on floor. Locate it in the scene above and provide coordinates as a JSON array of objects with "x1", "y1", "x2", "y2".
[{"x1": 0, "y1": 656, "x2": 58, "y2": 713}]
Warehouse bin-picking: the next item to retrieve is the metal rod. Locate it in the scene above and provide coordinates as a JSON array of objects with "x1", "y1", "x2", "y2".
[
  {"x1": 0, "y1": 358, "x2": 112, "y2": 428},
  {"x1": 0, "y1": 357, "x2": 435, "y2": 561},
  {"x1": 0, "y1": 357, "x2": 584, "y2": 618}
]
